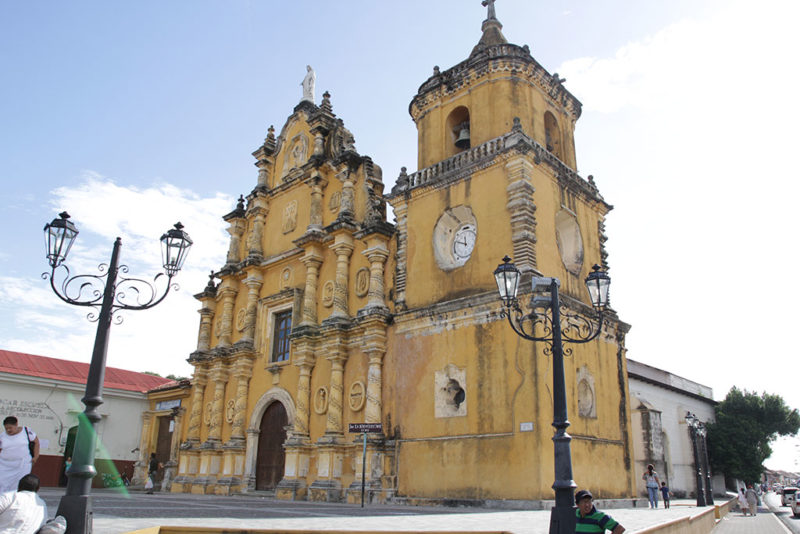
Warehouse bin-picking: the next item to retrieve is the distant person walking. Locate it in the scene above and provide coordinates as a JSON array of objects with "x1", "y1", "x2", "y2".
[
  {"x1": 660, "y1": 482, "x2": 670, "y2": 508},
  {"x1": 0, "y1": 417, "x2": 39, "y2": 493},
  {"x1": 642, "y1": 464, "x2": 661, "y2": 509},
  {"x1": 745, "y1": 484, "x2": 758, "y2": 516},
  {"x1": 738, "y1": 487, "x2": 749, "y2": 516},
  {"x1": 146, "y1": 453, "x2": 161, "y2": 494}
]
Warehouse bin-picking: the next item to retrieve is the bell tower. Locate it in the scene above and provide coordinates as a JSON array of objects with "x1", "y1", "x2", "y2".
[{"x1": 389, "y1": 0, "x2": 607, "y2": 312}]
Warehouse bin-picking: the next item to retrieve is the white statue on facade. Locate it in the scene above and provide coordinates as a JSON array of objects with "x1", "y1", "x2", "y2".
[{"x1": 301, "y1": 65, "x2": 315, "y2": 103}]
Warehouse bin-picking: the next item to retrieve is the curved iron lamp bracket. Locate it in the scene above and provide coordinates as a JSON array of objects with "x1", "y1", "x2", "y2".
[{"x1": 42, "y1": 263, "x2": 178, "y2": 322}]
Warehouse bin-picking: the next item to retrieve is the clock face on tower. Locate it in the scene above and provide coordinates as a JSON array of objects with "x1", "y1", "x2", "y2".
[
  {"x1": 432, "y1": 205, "x2": 477, "y2": 271},
  {"x1": 453, "y1": 224, "x2": 476, "y2": 260}
]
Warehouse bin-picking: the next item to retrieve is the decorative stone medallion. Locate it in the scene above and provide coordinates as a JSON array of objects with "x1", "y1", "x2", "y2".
[
  {"x1": 235, "y1": 308, "x2": 246, "y2": 332},
  {"x1": 225, "y1": 400, "x2": 235, "y2": 423},
  {"x1": 314, "y1": 386, "x2": 329, "y2": 414},
  {"x1": 555, "y1": 209, "x2": 584, "y2": 275},
  {"x1": 282, "y1": 200, "x2": 298, "y2": 234},
  {"x1": 355, "y1": 268, "x2": 370, "y2": 297},
  {"x1": 349, "y1": 381, "x2": 366, "y2": 412},
  {"x1": 322, "y1": 280, "x2": 335, "y2": 307},
  {"x1": 576, "y1": 366, "x2": 597, "y2": 418},
  {"x1": 280, "y1": 267, "x2": 293, "y2": 290},
  {"x1": 329, "y1": 190, "x2": 341, "y2": 212}
]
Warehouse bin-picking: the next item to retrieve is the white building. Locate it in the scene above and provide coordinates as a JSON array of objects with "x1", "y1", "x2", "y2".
[
  {"x1": 627, "y1": 358, "x2": 725, "y2": 498},
  {"x1": 0, "y1": 349, "x2": 172, "y2": 487}
]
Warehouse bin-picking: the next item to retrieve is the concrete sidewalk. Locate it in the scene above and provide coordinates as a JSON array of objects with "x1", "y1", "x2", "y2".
[
  {"x1": 95, "y1": 501, "x2": 710, "y2": 534},
  {"x1": 712, "y1": 492, "x2": 791, "y2": 534},
  {"x1": 37, "y1": 488, "x2": 733, "y2": 534}
]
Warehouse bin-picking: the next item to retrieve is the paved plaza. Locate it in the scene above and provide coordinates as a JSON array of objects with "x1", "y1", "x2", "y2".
[{"x1": 39, "y1": 487, "x2": 746, "y2": 534}]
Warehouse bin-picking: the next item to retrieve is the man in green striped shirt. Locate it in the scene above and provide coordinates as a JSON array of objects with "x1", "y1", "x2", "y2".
[{"x1": 575, "y1": 489, "x2": 625, "y2": 533}]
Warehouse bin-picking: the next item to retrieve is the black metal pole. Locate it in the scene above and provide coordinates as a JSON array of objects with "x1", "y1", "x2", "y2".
[
  {"x1": 700, "y1": 432, "x2": 714, "y2": 505},
  {"x1": 56, "y1": 237, "x2": 121, "y2": 534},
  {"x1": 547, "y1": 279, "x2": 576, "y2": 534},
  {"x1": 688, "y1": 425, "x2": 705, "y2": 507}
]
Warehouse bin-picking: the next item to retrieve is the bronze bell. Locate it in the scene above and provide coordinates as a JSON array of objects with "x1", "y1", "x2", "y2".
[{"x1": 455, "y1": 125, "x2": 471, "y2": 149}]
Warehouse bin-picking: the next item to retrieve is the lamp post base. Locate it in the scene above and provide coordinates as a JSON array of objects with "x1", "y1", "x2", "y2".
[
  {"x1": 549, "y1": 504, "x2": 576, "y2": 534},
  {"x1": 56, "y1": 494, "x2": 93, "y2": 534}
]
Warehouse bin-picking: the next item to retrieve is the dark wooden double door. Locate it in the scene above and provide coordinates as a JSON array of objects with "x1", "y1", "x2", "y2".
[{"x1": 255, "y1": 402, "x2": 288, "y2": 490}]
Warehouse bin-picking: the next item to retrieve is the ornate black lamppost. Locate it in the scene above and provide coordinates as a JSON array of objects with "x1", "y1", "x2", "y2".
[
  {"x1": 685, "y1": 412, "x2": 707, "y2": 507},
  {"x1": 493, "y1": 256, "x2": 610, "y2": 534},
  {"x1": 698, "y1": 422, "x2": 714, "y2": 504},
  {"x1": 42, "y1": 212, "x2": 192, "y2": 534}
]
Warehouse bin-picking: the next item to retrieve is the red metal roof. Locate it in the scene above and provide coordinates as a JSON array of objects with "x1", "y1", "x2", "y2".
[{"x1": 0, "y1": 349, "x2": 173, "y2": 393}]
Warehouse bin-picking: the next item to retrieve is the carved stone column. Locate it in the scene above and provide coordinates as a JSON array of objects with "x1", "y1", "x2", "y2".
[
  {"x1": 163, "y1": 407, "x2": 185, "y2": 492},
  {"x1": 246, "y1": 197, "x2": 269, "y2": 257},
  {"x1": 305, "y1": 174, "x2": 327, "y2": 232},
  {"x1": 363, "y1": 244, "x2": 389, "y2": 310},
  {"x1": 226, "y1": 220, "x2": 247, "y2": 265},
  {"x1": 185, "y1": 366, "x2": 209, "y2": 445},
  {"x1": 217, "y1": 286, "x2": 238, "y2": 348},
  {"x1": 391, "y1": 200, "x2": 408, "y2": 311},
  {"x1": 291, "y1": 343, "x2": 316, "y2": 436},
  {"x1": 329, "y1": 236, "x2": 354, "y2": 319},
  {"x1": 505, "y1": 157, "x2": 539, "y2": 276},
  {"x1": 240, "y1": 274, "x2": 262, "y2": 344},
  {"x1": 197, "y1": 303, "x2": 216, "y2": 352},
  {"x1": 133, "y1": 413, "x2": 154, "y2": 485},
  {"x1": 206, "y1": 363, "x2": 228, "y2": 444},
  {"x1": 363, "y1": 325, "x2": 387, "y2": 425},
  {"x1": 277, "y1": 344, "x2": 315, "y2": 501},
  {"x1": 338, "y1": 172, "x2": 355, "y2": 220},
  {"x1": 323, "y1": 338, "x2": 347, "y2": 438},
  {"x1": 229, "y1": 358, "x2": 254, "y2": 443},
  {"x1": 300, "y1": 254, "x2": 323, "y2": 326}
]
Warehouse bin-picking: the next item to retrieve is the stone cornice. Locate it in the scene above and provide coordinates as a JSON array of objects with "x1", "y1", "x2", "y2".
[
  {"x1": 410, "y1": 43, "x2": 582, "y2": 121},
  {"x1": 387, "y1": 128, "x2": 610, "y2": 211}
]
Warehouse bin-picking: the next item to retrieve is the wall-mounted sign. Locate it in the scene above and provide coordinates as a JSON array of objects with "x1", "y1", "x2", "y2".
[{"x1": 155, "y1": 399, "x2": 181, "y2": 411}]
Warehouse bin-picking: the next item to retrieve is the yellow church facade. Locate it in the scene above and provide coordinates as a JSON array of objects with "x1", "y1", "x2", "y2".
[{"x1": 157, "y1": 4, "x2": 636, "y2": 503}]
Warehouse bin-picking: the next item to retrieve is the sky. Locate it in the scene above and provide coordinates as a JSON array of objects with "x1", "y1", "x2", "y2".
[{"x1": 1, "y1": 0, "x2": 799, "y2": 470}]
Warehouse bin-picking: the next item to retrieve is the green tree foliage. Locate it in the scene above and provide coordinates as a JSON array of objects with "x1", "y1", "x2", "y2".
[{"x1": 707, "y1": 387, "x2": 800, "y2": 483}]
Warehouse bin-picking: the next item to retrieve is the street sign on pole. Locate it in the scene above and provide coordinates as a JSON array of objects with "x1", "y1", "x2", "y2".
[
  {"x1": 348, "y1": 423, "x2": 382, "y2": 433},
  {"x1": 348, "y1": 423, "x2": 382, "y2": 507}
]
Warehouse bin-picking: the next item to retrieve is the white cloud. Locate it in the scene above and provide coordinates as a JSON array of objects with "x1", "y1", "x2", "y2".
[
  {"x1": 555, "y1": 0, "x2": 800, "y2": 466},
  {"x1": 2, "y1": 174, "x2": 231, "y2": 377}
]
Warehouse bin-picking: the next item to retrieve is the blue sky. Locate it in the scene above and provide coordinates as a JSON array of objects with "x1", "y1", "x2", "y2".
[{"x1": 2, "y1": 0, "x2": 799, "y2": 469}]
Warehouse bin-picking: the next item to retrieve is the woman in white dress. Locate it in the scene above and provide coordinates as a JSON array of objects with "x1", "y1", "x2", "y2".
[{"x1": 0, "y1": 416, "x2": 39, "y2": 493}]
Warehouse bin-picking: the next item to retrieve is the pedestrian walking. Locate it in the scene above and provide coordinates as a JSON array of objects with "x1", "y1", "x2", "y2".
[
  {"x1": 0, "y1": 417, "x2": 39, "y2": 493},
  {"x1": 146, "y1": 453, "x2": 161, "y2": 494},
  {"x1": 660, "y1": 482, "x2": 670, "y2": 508},
  {"x1": 575, "y1": 489, "x2": 625, "y2": 533},
  {"x1": 738, "y1": 487, "x2": 749, "y2": 516},
  {"x1": 641, "y1": 464, "x2": 661, "y2": 509},
  {"x1": 745, "y1": 484, "x2": 758, "y2": 516}
]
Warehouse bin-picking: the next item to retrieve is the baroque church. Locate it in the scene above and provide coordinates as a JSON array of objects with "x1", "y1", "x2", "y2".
[{"x1": 150, "y1": 2, "x2": 637, "y2": 503}]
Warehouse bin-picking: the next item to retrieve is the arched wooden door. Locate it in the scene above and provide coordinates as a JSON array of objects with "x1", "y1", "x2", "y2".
[{"x1": 255, "y1": 401, "x2": 288, "y2": 490}]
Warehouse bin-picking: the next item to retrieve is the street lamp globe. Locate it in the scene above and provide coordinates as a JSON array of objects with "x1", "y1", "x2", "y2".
[
  {"x1": 160, "y1": 222, "x2": 193, "y2": 276},
  {"x1": 584, "y1": 264, "x2": 610, "y2": 309},
  {"x1": 493, "y1": 255, "x2": 520, "y2": 307},
  {"x1": 43, "y1": 211, "x2": 79, "y2": 268}
]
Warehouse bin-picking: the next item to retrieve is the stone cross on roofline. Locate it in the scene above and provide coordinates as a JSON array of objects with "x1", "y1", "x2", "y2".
[{"x1": 482, "y1": 0, "x2": 497, "y2": 20}]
